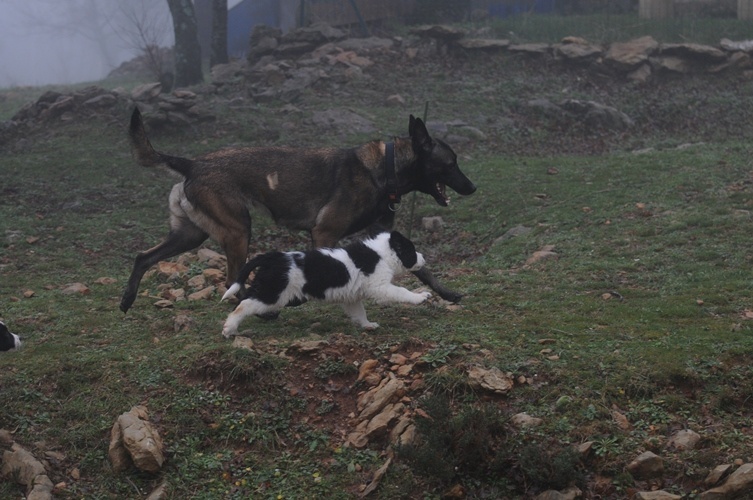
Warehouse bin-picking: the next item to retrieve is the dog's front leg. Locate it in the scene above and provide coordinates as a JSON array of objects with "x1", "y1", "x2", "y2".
[
  {"x1": 412, "y1": 267, "x2": 462, "y2": 303},
  {"x1": 223, "y1": 298, "x2": 276, "y2": 338},
  {"x1": 342, "y1": 302, "x2": 379, "y2": 330},
  {"x1": 377, "y1": 285, "x2": 431, "y2": 305}
]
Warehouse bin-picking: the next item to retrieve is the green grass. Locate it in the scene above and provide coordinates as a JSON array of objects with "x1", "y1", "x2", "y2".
[
  {"x1": 2, "y1": 37, "x2": 753, "y2": 497},
  {"x1": 479, "y1": 13, "x2": 753, "y2": 45}
]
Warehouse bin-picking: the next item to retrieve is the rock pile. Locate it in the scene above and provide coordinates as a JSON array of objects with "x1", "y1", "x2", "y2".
[{"x1": 413, "y1": 25, "x2": 753, "y2": 82}]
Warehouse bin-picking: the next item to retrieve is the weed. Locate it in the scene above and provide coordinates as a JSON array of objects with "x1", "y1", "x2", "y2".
[
  {"x1": 398, "y1": 395, "x2": 507, "y2": 486},
  {"x1": 592, "y1": 436, "x2": 622, "y2": 458},
  {"x1": 420, "y1": 343, "x2": 459, "y2": 368},
  {"x1": 519, "y1": 443, "x2": 584, "y2": 491},
  {"x1": 313, "y1": 357, "x2": 357, "y2": 380}
]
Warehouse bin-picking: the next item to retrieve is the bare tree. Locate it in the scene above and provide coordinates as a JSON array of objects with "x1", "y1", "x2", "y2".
[
  {"x1": 108, "y1": 1, "x2": 173, "y2": 83},
  {"x1": 210, "y1": 0, "x2": 229, "y2": 67},
  {"x1": 166, "y1": 0, "x2": 203, "y2": 87}
]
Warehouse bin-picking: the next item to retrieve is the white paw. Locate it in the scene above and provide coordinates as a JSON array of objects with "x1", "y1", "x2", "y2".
[
  {"x1": 221, "y1": 326, "x2": 236, "y2": 338},
  {"x1": 415, "y1": 291, "x2": 432, "y2": 303},
  {"x1": 362, "y1": 322, "x2": 380, "y2": 330}
]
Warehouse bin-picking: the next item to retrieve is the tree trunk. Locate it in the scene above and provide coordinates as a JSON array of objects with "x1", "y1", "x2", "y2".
[
  {"x1": 210, "y1": 0, "x2": 229, "y2": 67},
  {"x1": 166, "y1": 0, "x2": 203, "y2": 87}
]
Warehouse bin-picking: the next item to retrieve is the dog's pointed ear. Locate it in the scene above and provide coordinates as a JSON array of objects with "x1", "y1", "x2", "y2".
[{"x1": 409, "y1": 115, "x2": 433, "y2": 154}]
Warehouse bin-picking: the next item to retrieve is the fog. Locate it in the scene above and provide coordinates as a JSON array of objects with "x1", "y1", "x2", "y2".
[{"x1": 0, "y1": 0, "x2": 173, "y2": 88}]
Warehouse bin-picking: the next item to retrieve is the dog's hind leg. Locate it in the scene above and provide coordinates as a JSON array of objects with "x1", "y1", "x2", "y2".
[
  {"x1": 121, "y1": 223, "x2": 208, "y2": 313},
  {"x1": 342, "y1": 301, "x2": 379, "y2": 330}
]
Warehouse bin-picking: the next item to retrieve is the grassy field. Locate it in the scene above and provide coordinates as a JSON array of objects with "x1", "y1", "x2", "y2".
[{"x1": 1, "y1": 27, "x2": 753, "y2": 498}]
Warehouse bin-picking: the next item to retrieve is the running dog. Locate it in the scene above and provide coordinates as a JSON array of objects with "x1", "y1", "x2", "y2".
[
  {"x1": 121, "y1": 109, "x2": 476, "y2": 313},
  {"x1": 0, "y1": 321, "x2": 21, "y2": 351},
  {"x1": 221, "y1": 231, "x2": 430, "y2": 337}
]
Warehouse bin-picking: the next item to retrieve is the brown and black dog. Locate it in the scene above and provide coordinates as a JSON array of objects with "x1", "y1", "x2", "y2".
[{"x1": 120, "y1": 108, "x2": 476, "y2": 313}]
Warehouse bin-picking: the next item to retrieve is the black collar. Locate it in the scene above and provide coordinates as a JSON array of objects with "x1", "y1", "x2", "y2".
[{"x1": 384, "y1": 141, "x2": 400, "y2": 208}]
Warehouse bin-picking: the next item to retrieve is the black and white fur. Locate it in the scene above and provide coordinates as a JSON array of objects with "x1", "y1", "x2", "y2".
[
  {"x1": 221, "y1": 231, "x2": 431, "y2": 337},
  {"x1": 0, "y1": 321, "x2": 21, "y2": 351}
]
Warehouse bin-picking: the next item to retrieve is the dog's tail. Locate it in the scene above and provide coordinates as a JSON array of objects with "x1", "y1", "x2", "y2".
[
  {"x1": 220, "y1": 253, "x2": 270, "y2": 302},
  {"x1": 129, "y1": 108, "x2": 194, "y2": 177}
]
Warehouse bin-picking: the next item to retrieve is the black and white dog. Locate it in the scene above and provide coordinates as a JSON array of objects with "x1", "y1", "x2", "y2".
[
  {"x1": 0, "y1": 321, "x2": 21, "y2": 351},
  {"x1": 221, "y1": 231, "x2": 431, "y2": 337}
]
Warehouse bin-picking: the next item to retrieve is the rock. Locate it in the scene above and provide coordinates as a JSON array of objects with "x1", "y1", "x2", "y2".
[
  {"x1": 628, "y1": 63, "x2": 652, "y2": 83},
  {"x1": 421, "y1": 216, "x2": 444, "y2": 232},
  {"x1": 286, "y1": 339, "x2": 328, "y2": 354},
  {"x1": 108, "y1": 406, "x2": 165, "y2": 473},
  {"x1": 534, "y1": 486, "x2": 582, "y2": 500},
  {"x1": 611, "y1": 408, "x2": 632, "y2": 430},
  {"x1": 358, "y1": 374, "x2": 404, "y2": 420},
  {"x1": 510, "y1": 412, "x2": 543, "y2": 428},
  {"x1": 559, "y1": 99, "x2": 634, "y2": 130},
  {"x1": 157, "y1": 261, "x2": 188, "y2": 276},
  {"x1": 705, "y1": 464, "x2": 733, "y2": 487},
  {"x1": 720, "y1": 38, "x2": 753, "y2": 52},
  {"x1": 626, "y1": 451, "x2": 664, "y2": 480},
  {"x1": 396, "y1": 424, "x2": 416, "y2": 446},
  {"x1": 388, "y1": 414, "x2": 412, "y2": 443},
  {"x1": 61, "y1": 283, "x2": 90, "y2": 295},
  {"x1": 700, "y1": 463, "x2": 753, "y2": 499},
  {"x1": 508, "y1": 43, "x2": 551, "y2": 55},
  {"x1": 210, "y1": 61, "x2": 246, "y2": 84},
  {"x1": 232, "y1": 337, "x2": 255, "y2": 351},
  {"x1": 364, "y1": 403, "x2": 404, "y2": 439},
  {"x1": 187, "y1": 275, "x2": 206, "y2": 289},
  {"x1": 525, "y1": 245, "x2": 559, "y2": 266},
  {"x1": 605, "y1": 36, "x2": 659, "y2": 71},
  {"x1": 146, "y1": 480, "x2": 168, "y2": 500},
  {"x1": 385, "y1": 94, "x2": 405, "y2": 106},
  {"x1": 467, "y1": 365, "x2": 514, "y2": 395},
  {"x1": 282, "y1": 22, "x2": 346, "y2": 46},
  {"x1": 659, "y1": 43, "x2": 727, "y2": 63},
  {"x1": 131, "y1": 82, "x2": 162, "y2": 101},
  {"x1": 651, "y1": 55, "x2": 691, "y2": 74},
  {"x1": 336, "y1": 36, "x2": 394, "y2": 52},
  {"x1": 197, "y1": 248, "x2": 226, "y2": 269},
  {"x1": 173, "y1": 314, "x2": 193, "y2": 332},
  {"x1": 634, "y1": 491, "x2": 682, "y2": 500},
  {"x1": 555, "y1": 41, "x2": 603, "y2": 61},
  {"x1": 667, "y1": 429, "x2": 701, "y2": 450},
  {"x1": 456, "y1": 38, "x2": 510, "y2": 51},
  {"x1": 577, "y1": 441, "x2": 593, "y2": 458},
  {"x1": 1, "y1": 443, "x2": 54, "y2": 500},
  {"x1": 187, "y1": 286, "x2": 215, "y2": 301},
  {"x1": 357, "y1": 359, "x2": 380, "y2": 382},
  {"x1": 202, "y1": 268, "x2": 224, "y2": 282}
]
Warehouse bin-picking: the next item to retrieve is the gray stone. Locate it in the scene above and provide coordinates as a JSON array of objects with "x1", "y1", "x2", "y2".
[
  {"x1": 468, "y1": 366, "x2": 514, "y2": 395},
  {"x1": 626, "y1": 451, "x2": 664, "y2": 479},
  {"x1": 667, "y1": 429, "x2": 701, "y2": 450},
  {"x1": 108, "y1": 406, "x2": 165, "y2": 473},
  {"x1": 700, "y1": 463, "x2": 753, "y2": 499},
  {"x1": 605, "y1": 36, "x2": 659, "y2": 71}
]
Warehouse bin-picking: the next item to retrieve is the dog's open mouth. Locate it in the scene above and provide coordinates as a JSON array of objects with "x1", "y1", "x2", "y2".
[{"x1": 434, "y1": 182, "x2": 449, "y2": 206}]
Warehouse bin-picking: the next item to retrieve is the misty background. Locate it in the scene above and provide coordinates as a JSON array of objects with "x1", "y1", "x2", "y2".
[{"x1": 0, "y1": 0, "x2": 179, "y2": 88}]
